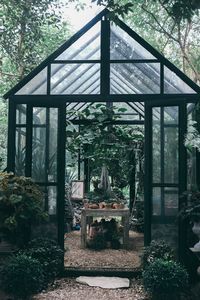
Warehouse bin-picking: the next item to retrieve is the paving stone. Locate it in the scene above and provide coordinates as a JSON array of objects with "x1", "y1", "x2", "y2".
[{"x1": 76, "y1": 276, "x2": 130, "y2": 289}]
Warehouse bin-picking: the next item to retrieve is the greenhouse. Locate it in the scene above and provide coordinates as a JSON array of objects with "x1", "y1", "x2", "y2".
[{"x1": 4, "y1": 8, "x2": 200, "y2": 269}]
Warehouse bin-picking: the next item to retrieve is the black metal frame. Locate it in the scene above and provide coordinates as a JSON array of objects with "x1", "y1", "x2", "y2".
[{"x1": 4, "y1": 9, "x2": 200, "y2": 259}]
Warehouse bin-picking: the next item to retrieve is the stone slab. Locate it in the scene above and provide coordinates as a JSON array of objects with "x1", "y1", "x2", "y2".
[{"x1": 76, "y1": 276, "x2": 130, "y2": 289}]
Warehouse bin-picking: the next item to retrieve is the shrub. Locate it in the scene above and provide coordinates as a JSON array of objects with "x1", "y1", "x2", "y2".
[
  {"x1": 1, "y1": 254, "x2": 45, "y2": 299},
  {"x1": 0, "y1": 172, "x2": 47, "y2": 247},
  {"x1": 21, "y1": 238, "x2": 63, "y2": 283},
  {"x1": 143, "y1": 259, "x2": 189, "y2": 299},
  {"x1": 142, "y1": 240, "x2": 175, "y2": 268}
]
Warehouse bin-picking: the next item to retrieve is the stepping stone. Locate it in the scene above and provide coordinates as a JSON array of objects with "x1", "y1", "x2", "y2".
[{"x1": 76, "y1": 276, "x2": 130, "y2": 289}]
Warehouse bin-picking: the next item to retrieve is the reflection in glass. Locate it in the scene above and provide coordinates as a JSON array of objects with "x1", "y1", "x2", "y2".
[
  {"x1": 51, "y1": 64, "x2": 100, "y2": 94},
  {"x1": 152, "y1": 187, "x2": 161, "y2": 216},
  {"x1": 110, "y1": 63, "x2": 160, "y2": 94},
  {"x1": 32, "y1": 127, "x2": 46, "y2": 182},
  {"x1": 164, "y1": 127, "x2": 178, "y2": 183},
  {"x1": 33, "y1": 107, "x2": 46, "y2": 124},
  {"x1": 152, "y1": 108, "x2": 161, "y2": 183},
  {"x1": 56, "y1": 22, "x2": 100, "y2": 60},
  {"x1": 15, "y1": 128, "x2": 26, "y2": 176},
  {"x1": 110, "y1": 24, "x2": 156, "y2": 60},
  {"x1": 48, "y1": 186, "x2": 57, "y2": 215},
  {"x1": 16, "y1": 105, "x2": 26, "y2": 124},
  {"x1": 164, "y1": 66, "x2": 196, "y2": 94},
  {"x1": 15, "y1": 68, "x2": 47, "y2": 95},
  {"x1": 164, "y1": 188, "x2": 178, "y2": 216}
]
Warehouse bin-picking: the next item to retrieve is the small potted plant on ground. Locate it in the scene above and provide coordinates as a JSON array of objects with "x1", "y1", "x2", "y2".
[{"x1": 179, "y1": 190, "x2": 200, "y2": 250}]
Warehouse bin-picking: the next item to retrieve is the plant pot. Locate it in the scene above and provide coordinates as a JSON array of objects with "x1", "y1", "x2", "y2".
[
  {"x1": 192, "y1": 221, "x2": 200, "y2": 250},
  {"x1": 99, "y1": 202, "x2": 105, "y2": 209}
]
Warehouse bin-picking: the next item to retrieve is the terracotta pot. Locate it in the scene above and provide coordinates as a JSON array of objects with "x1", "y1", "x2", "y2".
[
  {"x1": 88, "y1": 203, "x2": 99, "y2": 209},
  {"x1": 99, "y1": 202, "x2": 105, "y2": 209}
]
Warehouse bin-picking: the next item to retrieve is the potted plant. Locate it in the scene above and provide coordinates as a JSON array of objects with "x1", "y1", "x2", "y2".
[
  {"x1": 0, "y1": 172, "x2": 48, "y2": 248},
  {"x1": 179, "y1": 190, "x2": 200, "y2": 250}
]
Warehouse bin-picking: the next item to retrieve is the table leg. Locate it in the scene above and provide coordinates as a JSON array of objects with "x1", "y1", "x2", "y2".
[
  {"x1": 81, "y1": 211, "x2": 87, "y2": 248},
  {"x1": 122, "y1": 215, "x2": 129, "y2": 249}
]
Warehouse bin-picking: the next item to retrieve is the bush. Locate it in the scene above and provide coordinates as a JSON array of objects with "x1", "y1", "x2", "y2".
[
  {"x1": 1, "y1": 254, "x2": 45, "y2": 299},
  {"x1": 142, "y1": 240, "x2": 175, "y2": 268},
  {"x1": 143, "y1": 259, "x2": 189, "y2": 299},
  {"x1": 0, "y1": 172, "x2": 47, "y2": 247},
  {"x1": 21, "y1": 238, "x2": 63, "y2": 283}
]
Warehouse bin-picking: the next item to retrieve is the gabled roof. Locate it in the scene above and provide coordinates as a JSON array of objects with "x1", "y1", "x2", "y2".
[{"x1": 4, "y1": 8, "x2": 200, "y2": 99}]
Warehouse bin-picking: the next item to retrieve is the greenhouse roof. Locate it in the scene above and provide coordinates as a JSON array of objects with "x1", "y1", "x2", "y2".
[{"x1": 4, "y1": 9, "x2": 200, "y2": 103}]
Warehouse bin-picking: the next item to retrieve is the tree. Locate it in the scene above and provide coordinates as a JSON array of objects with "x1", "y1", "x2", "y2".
[
  {"x1": 0, "y1": 0, "x2": 71, "y2": 171},
  {"x1": 93, "y1": 0, "x2": 200, "y2": 21},
  {"x1": 125, "y1": 1, "x2": 200, "y2": 84}
]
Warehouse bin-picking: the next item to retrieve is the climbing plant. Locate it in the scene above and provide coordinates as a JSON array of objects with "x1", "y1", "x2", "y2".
[{"x1": 66, "y1": 104, "x2": 144, "y2": 189}]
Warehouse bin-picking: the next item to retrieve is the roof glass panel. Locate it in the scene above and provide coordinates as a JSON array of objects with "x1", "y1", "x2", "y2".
[
  {"x1": 15, "y1": 68, "x2": 47, "y2": 95},
  {"x1": 55, "y1": 22, "x2": 100, "y2": 60},
  {"x1": 51, "y1": 63, "x2": 100, "y2": 94},
  {"x1": 164, "y1": 66, "x2": 196, "y2": 94},
  {"x1": 110, "y1": 63, "x2": 160, "y2": 94},
  {"x1": 110, "y1": 24, "x2": 156, "y2": 60}
]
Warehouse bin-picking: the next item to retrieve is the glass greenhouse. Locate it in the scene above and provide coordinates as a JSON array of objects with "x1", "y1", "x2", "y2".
[{"x1": 4, "y1": 9, "x2": 200, "y2": 263}]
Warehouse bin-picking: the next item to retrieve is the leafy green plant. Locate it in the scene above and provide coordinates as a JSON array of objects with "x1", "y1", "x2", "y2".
[
  {"x1": 179, "y1": 190, "x2": 200, "y2": 222},
  {"x1": 143, "y1": 259, "x2": 189, "y2": 300},
  {"x1": 0, "y1": 172, "x2": 48, "y2": 247},
  {"x1": 142, "y1": 240, "x2": 175, "y2": 268},
  {"x1": 20, "y1": 238, "x2": 64, "y2": 283},
  {"x1": 0, "y1": 254, "x2": 45, "y2": 299}
]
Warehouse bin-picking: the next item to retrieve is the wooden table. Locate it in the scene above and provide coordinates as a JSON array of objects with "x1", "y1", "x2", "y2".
[{"x1": 81, "y1": 208, "x2": 130, "y2": 249}]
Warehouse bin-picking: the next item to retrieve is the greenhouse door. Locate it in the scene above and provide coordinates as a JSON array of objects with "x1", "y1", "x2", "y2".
[
  {"x1": 144, "y1": 101, "x2": 187, "y2": 258},
  {"x1": 11, "y1": 103, "x2": 66, "y2": 249}
]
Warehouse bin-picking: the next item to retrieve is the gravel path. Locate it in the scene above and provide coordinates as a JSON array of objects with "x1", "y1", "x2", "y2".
[{"x1": 33, "y1": 278, "x2": 149, "y2": 300}]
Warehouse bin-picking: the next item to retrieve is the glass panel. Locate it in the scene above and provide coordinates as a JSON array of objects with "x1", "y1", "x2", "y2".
[
  {"x1": 32, "y1": 186, "x2": 57, "y2": 240},
  {"x1": 16, "y1": 104, "x2": 26, "y2": 124},
  {"x1": 151, "y1": 223, "x2": 178, "y2": 250},
  {"x1": 33, "y1": 107, "x2": 46, "y2": 124},
  {"x1": 48, "y1": 108, "x2": 58, "y2": 181},
  {"x1": 164, "y1": 127, "x2": 178, "y2": 183},
  {"x1": 56, "y1": 22, "x2": 100, "y2": 60},
  {"x1": 110, "y1": 24, "x2": 156, "y2": 60},
  {"x1": 164, "y1": 106, "x2": 178, "y2": 124},
  {"x1": 48, "y1": 186, "x2": 57, "y2": 215},
  {"x1": 152, "y1": 108, "x2": 161, "y2": 183},
  {"x1": 32, "y1": 127, "x2": 46, "y2": 182},
  {"x1": 15, "y1": 68, "x2": 47, "y2": 95},
  {"x1": 152, "y1": 187, "x2": 161, "y2": 216},
  {"x1": 15, "y1": 127, "x2": 26, "y2": 176},
  {"x1": 164, "y1": 66, "x2": 196, "y2": 94},
  {"x1": 110, "y1": 63, "x2": 160, "y2": 94},
  {"x1": 164, "y1": 188, "x2": 178, "y2": 216},
  {"x1": 51, "y1": 63, "x2": 100, "y2": 94}
]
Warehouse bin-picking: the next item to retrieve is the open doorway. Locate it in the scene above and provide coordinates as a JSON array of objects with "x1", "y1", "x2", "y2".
[{"x1": 64, "y1": 102, "x2": 144, "y2": 271}]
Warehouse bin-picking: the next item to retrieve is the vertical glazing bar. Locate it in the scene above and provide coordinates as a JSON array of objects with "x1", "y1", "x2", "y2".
[
  {"x1": 45, "y1": 108, "x2": 50, "y2": 211},
  {"x1": 160, "y1": 63, "x2": 164, "y2": 94},
  {"x1": 57, "y1": 104, "x2": 66, "y2": 250},
  {"x1": 47, "y1": 64, "x2": 51, "y2": 95},
  {"x1": 7, "y1": 98, "x2": 16, "y2": 172},
  {"x1": 178, "y1": 103, "x2": 187, "y2": 262},
  {"x1": 25, "y1": 105, "x2": 33, "y2": 177},
  {"x1": 100, "y1": 18, "x2": 110, "y2": 97},
  {"x1": 160, "y1": 107, "x2": 165, "y2": 216},
  {"x1": 144, "y1": 102, "x2": 152, "y2": 245}
]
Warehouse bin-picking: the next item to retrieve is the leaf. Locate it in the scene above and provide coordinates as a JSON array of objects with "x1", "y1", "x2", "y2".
[{"x1": 9, "y1": 194, "x2": 23, "y2": 204}]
